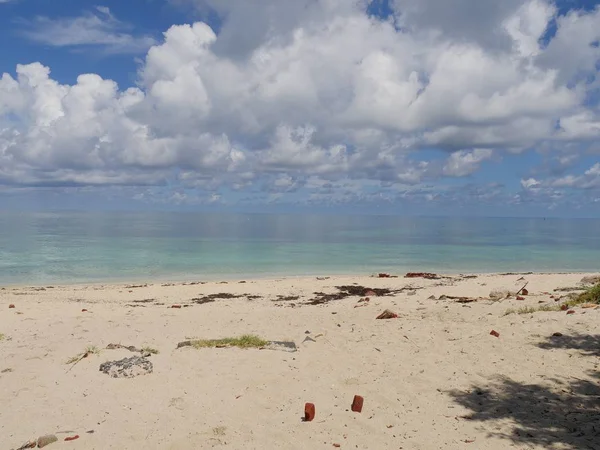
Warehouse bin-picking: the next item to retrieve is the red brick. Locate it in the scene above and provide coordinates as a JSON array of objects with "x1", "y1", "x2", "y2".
[
  {"x1": 64, "y1": 435, "x2": 79, "y2": 442},
  {"x1": 304, "y1": 403, "x2": 315, "y2": 422},
  {"x1": 9, "y1": 304, "x2": 15, "y2": 309},
  {"x1": 351, "y1": 395, "x2": 364, "y2": 413},
  {"x1": 171, "y1": 305, "x2": 182, "y2": 309},
  {"x1": 490, "y1": 330, "x2": 500, "y2": 338}
]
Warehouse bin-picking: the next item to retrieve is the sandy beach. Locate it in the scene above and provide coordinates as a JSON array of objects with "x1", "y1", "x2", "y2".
[{"x1": 1, "y1": 272, "x2": 599, "y2": 450}]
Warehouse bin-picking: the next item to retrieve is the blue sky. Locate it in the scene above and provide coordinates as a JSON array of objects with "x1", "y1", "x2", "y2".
[{"x1": 0, "y1": 0, "x2": 599, "y2": 216}]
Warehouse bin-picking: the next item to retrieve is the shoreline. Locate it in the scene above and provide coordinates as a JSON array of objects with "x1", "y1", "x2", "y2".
[{"x1": 0, "y1": 269, "x2": 595, "y2": 290}]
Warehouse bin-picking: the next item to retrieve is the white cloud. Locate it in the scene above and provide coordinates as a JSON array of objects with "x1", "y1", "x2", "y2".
[
  {"x1": 521, "y1": 177, "x2": 540, "y2": 189},
  {"x1": 18, "y1": 6, "x2": 157, "y2": 54},
  {"x1": 0, "y1": 0, "x2": 599, "y2": 207},
  {"x1": 443, "y1": 149, "x2": 493, "y2": 177}
]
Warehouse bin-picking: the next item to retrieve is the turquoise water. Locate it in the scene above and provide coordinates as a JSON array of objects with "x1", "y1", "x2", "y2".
[{"x1": 0, "y1": 212, "x2": 598, "y2": 285}]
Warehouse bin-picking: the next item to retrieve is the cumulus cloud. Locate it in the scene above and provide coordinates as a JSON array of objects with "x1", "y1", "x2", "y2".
[
  {"x1": 18, "y1": 6, "x2": 156, "y2": 54},
  {"x1": 1, "y1": 0, "x2": 600, "y2": 209},
  {"x1": 443, "y1": 149, "x2": 493, "y2": 177}
]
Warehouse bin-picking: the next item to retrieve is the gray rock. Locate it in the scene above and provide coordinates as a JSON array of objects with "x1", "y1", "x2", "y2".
[
  {"x1": 99, "y1": 356, "x2": 153, "y2": 378},
  {"x1": 580, "y1": 275, "x2": 600, "y2": 285}
]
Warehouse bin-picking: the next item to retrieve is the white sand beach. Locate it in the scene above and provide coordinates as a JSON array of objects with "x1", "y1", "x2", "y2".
[{"x1": 1, "y1": 272, "x2": 599, "y2": 449}]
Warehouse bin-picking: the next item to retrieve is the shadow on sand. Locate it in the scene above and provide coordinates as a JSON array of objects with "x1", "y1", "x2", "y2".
[{"x1": 448, "y1": 333, "x2": 600, "y2": 449}]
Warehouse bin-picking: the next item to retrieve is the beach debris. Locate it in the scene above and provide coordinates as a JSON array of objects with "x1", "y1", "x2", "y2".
[
  {"x1": 192, "y1": 293, "x2": 243, "y2": 304},
  {"x1": 521, "y1": 288, "x2": 529, "y2": 296},
  {"x1": 552, "y1": 332, "x2": 563, "y2": 337},
  {"x1": 64, "y1": 435, "x2": 79, "y2": 442},
  {"x1": 516, "y1": 296, "x2": 525, "y2": 301},
  {"x1": 239, "y1": 280, "x2": 246, "y2": 283},
  {"x1": 316, "y1": 277, "x2": 330, "y2": 280},
  {"x1": 9, "y1": 304, "x2": 15, "y2": 309},
  {"x1": 170, "y1": 305, "x2": 182, "y2": 309},
  {"x1": 560, "y1": 304, "x2": 569, "y2": 311},
  {"x1": 36, "y1": 435, "x2": 58, "y2": 448},
  {"x1": 15, "y1": 441, "x2": 36, "y2": 449},
  {"x1": 554, "y1": 286, "x2": 584, "y2": 292},
  {"x1": 354, "y1": 297, "x2": 370, "y2": 308},
  {"x1": 265, "y1": 341, "x2": 297, "y2": 352},
  {"x1": 302, "y1": 336, "x2": 317, "y2": 343},
  {"x1": 405, "y1": 272, "x2": 440, "y2": 279},
  {"x1": 274, "y1": 295, "x2": 300, "y2": 302},
  {"x1": 581, "y1": 303, "x2": 597, "y2": 309},
  {"x1": 490, "y1": 330, "x2": 500, "y2": 338},
  {"x1": 454, "y1": 297, "x2": 477, "y2": 303},
  {"x1": 99, "y1": 356, "x2": 153, "y2": 378},
  {"x1": 580, "y1": 275, "x2": 600, "y2": 285},
  {"x1": 566, "y1": 309, "x2": 575, "y2": 315},
  {"x1": 378, "y1": 273, "x2": 391, "y2": 278},
  {"x1": 307, "y1": 285, "x2": 399, "y2": 305},
  {"x1": 516, "y1": 282, "x2": 529, "y2": 296},
  {"x1": 333, "y1": 444, "x2": 341, "y2": 448},
  {"x1": 351, "y1": 395, "x2": 364, "y2": 413},
  {"x1": 105, "y1": 343, "x2": 155, "y2": 357},
  {"x1": 489, "y1": 289, "x2": 513, "y2": 300},
  {"x1": 304, "y1": 403, "x2": 316, "y2": 422},
  {"x1": 81, "y1": 309, "x2": 88, "y2": 312},
  {"x1": 376, "y1": 309, "x2": 398, "y2": 319}
]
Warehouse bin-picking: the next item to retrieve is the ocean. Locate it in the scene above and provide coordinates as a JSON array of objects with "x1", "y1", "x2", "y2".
[{"x1": 0, "y1": 212, "x2": 598, "y2": 285}]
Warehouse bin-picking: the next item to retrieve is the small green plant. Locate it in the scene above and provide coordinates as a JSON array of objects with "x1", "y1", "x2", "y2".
[
  {"x1": 0, "y1": 333, "x2": 5, "y2": 341},
  {"x1": 190, "y1": 334, "x2": 268, "y2": 349}
]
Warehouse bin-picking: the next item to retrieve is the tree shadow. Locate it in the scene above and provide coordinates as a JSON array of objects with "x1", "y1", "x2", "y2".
[
  {"x1": 448, "y1": 333, "x2": 600, "y2": 449},
  {"x1": 536, "y1": 333, "x2": 600, "y2": 357}
]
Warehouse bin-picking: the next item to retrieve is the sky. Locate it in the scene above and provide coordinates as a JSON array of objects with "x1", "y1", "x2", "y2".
[{"x1": 0, "y1": 0, "x2": 599, "y2": 216}]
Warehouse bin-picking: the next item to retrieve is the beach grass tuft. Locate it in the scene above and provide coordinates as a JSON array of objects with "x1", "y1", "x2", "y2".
[
  {"x1": 66, "y1": 345, "x2": 100, "y2": 364},
  {"x1": 189, "y1": 334, "x2": 268, "y2": 349},
  {"x1": 0, "y1": 333, "x2": 5, "y2": 341},
  {"x1": 564, "y1": 283, "x2": 600, "y2": 307},
  {"x1": 503, "y1": 304, "x2": 561, "y2": 316},
  {"x1": 503, "y1": 284, "x2": 600, "y2": 316}
]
